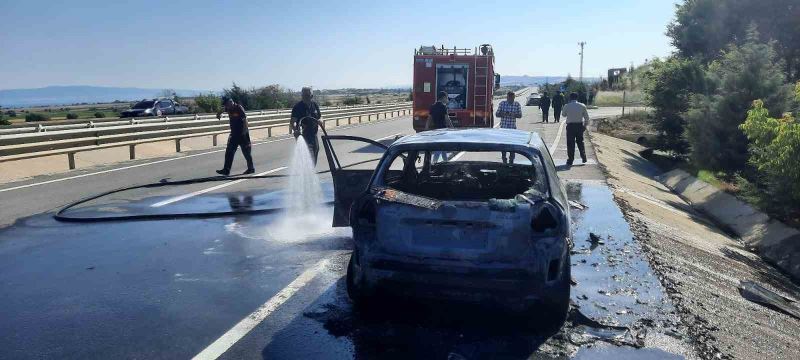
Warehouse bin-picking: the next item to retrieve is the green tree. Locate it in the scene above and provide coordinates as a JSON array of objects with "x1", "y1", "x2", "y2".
[
  {"x1": 642, "y1": 57, "x2": 706, "y2": 155},
  {"x1": 668, "y1": 0, "x2": 800, "y2": 81},
  {"x1": 25, "y1": 113, "x2": 50, "y2": 122},
  {"x1": 686, "y1": 28, "x2": 794, "y2": 172},
  {"x1": 194, "y1": 93, "x2": 222, "y2": 113},
  {"x1": 0, "y1": 107, "x2": 8, "y2": 126},
  {"x1": 739, "y1": 95, "x2": 800, "y2": 208},
  {"x1": 223, "y1": 83, "x2": 252, "y2": 109}
]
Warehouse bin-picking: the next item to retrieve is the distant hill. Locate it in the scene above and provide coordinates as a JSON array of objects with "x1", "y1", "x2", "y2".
[
  {"x1": 499, "y1": 75, "x2": 600, "y2": 86},
  {"x1": 0, "y1": 86, "x2": 207, "y2": 108}
]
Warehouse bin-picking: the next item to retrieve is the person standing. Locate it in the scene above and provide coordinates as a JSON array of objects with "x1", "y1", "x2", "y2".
[
  {"x1": 495, "y1": 91, "x2": 522, "y2": 163},
  {"x1": 426, "y1": 91, "x2": 451, "y2": 162},
  {"x1": 290, "y1": 87, "x2": 323, "y2": 165},
  {"x1": 216, "y1": 97, "x2": 255, "y2": 176},
  {"x1": 562, "y1": 92, "x2": 589, "y2": 166},
  {"x1": 552, "y1": 91, "x2": 565, "y2": 123},
  {"x1": 539, "y1": 92, "x2": 551, "y2": 123}
]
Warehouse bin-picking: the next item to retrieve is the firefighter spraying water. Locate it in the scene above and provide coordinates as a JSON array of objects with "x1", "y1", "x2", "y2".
[{"x1": 290, "y1": 87, "x2": 323, "y2": 165}]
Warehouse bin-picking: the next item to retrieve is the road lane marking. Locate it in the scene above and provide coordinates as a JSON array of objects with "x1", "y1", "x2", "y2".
[
  {"x1": 150, "y1": 167, "x2": 287, "y2": 207},
  {"x1": 0, "y1": 116, "x2": 409, "y2": 194},
  {"x1": 191, "y1": 258, "x2": 329, "y2": 360},
  {"x1": 375, "y1": 132, "x2": 403, "y2": 141},
  {"x1": 550, "y1": 120, "x2": 566, "y2": 155}
]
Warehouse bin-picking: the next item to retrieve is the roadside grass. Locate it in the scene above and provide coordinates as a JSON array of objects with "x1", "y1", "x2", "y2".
[
  {"x1": 594, "y1": 90, "x2": 645, "y2": 107},
  {"x1": 594, "y1": 109, "x2": 656, "y2": 144}
]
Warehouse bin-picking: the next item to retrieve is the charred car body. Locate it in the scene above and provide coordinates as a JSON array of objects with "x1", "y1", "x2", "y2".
[{"x1": 323, "y1": 129, "x2": 572, "y2": 322}]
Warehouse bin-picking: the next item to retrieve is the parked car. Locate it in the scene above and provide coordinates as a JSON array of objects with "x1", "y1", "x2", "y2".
[
  {"x1": 120, "y1": 99, "x2": 188, "y2": 118},
  {"x1": 322, "y1": 128, "x2": 572, "y2": 323},
  {"x1": 526, "y1": 93, "x2": 541, "y2": 106}
]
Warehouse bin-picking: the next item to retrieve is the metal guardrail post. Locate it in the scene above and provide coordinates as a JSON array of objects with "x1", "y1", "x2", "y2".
[
  {"x1": 213, "y1": 134, "x2": 218, "y2": 146},
  {"x1": 175, "y1": 139, "x2": 181, "y2": 152},
  {"x1": 68, "y1": 152, "x2": 76, "y2": 170},
  {"x1": 268, "y1": 127, "x2": 272, "y2": 137},
  {"x1": 129, "y1": 145, "x2": 136, "y2": 159}
]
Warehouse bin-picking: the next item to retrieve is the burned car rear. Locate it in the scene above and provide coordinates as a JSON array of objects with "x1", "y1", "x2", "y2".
[{"x1": 323, "y1": 129, "x2": 572, "y2": 322}]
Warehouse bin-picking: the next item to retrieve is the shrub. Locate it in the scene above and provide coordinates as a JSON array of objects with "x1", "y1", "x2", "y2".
[
  {"x1": 25, "y1": 113, "x2": 51, "y2": 122},
  {"x1": 5, "y1": 110, "x2": 17, "y2": 117},
  {"x1": 194, "y1": 93, "x2": 222, "y2": 113},
  {"x1": 686, "y1": 28, "x2": 794, "y2": 172},
  {"x1": 0, "y1": 112, "x2": 8, "y2": 126},
  {"x1": 739, "y1": 97, "x2": 800, "y2": 209},
  {"x1": 66, "y1": 113, "x2": 79, "y2": 119},
  {"x1": 94, "y1": 112, "x2": 105, "y2": 118},
  {"x1": 342, "y1": 96, "x2": 363, "y2": 106}
]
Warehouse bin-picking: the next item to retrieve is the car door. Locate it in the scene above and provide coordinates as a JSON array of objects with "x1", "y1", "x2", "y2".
[
  {"x1": 321, "y1": 135, "x2": 392, "y2": 227},
  {"x1": 159, "y1": 100, "x2": 174, "y2": 114}
]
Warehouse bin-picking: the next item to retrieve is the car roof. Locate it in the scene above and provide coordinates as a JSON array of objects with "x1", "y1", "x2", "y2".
[{"x1": 392, "y1": 128, "x2": 546, "y2": 149}]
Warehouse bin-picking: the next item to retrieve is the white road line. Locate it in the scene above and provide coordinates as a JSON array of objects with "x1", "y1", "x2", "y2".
[
  {"x1": 375, "y1": 132, "x2": 403, "y2": 141},
  {"x1": 150, "y1": 167, "x2": 286, "y2": 207},
  {"x1": 191, "y1": 258, "x2": 329, "y2": 360},
  {"x1": 550, "y1": 120, "x2": 566, "y2": 155},
  {"x1": 0, "y1": 115, "x2": 409, "y2": 194}
]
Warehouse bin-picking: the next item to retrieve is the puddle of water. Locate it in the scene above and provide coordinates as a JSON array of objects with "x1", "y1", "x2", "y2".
[
  {"x1": 573, "y1": 345, "x2": 684, "y2": 359},
  {"x1": 567, "y1": 182, "x2": 675, "y2": 329}
]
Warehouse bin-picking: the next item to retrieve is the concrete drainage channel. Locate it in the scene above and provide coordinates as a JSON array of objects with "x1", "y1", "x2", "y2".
[{"x1": 658, "y1": 169, "x2": 800, "y2": 281}]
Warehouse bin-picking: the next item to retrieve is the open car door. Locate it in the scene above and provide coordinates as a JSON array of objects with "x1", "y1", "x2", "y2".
[{"x1": 321, "y1": 135, "x2": 393, "y2": 227}]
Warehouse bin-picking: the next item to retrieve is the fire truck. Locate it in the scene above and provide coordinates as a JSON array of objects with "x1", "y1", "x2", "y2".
[{"x1": 412, "y1": 44, "x2": 500, "y2": 132}]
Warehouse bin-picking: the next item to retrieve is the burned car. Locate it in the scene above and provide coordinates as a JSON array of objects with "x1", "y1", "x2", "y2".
[{"x1": 322, "y1": 129, "x2": 572, "y2": 322}]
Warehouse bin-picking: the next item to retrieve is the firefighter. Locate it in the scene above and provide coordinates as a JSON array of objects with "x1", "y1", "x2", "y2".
[
  {"x1": 552, "y1": 91, "x2": 565, "y2": 123},
  {"x1": 426, "y1": 91, "x2": 450, "y2": 162},
  {"x1": 290, "y1": 87, "x2": 323, "y2": 165},
  {"x1": 216, "y1": 97, "x2": 255, "y2": 176},
  {"x1": 539, "y1": 92, "x2": 551, "y2": 123},
  {"x1": 562, "y1": 92, "x2": 589, "y2": 166}
]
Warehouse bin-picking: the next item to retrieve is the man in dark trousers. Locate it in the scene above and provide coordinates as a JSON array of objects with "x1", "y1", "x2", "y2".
[
  {"x1": 562, "y1": 92, "x2": 589, "y2": 166},
  {"x1": 425, "y1": 91, "x2": 451, "y2": 162},
  {"x1": 290, "y1": 87, "x2": 323, "y2": 165},
  {"x1": 216, "y1": 97, "x2": 255, "y2": 176},
  {"x1": 539, "y1": 92, "x2": 551, "y2": 123},
  {"x1": 552, "y1": 91, "x2": 565, "y2": 122}
]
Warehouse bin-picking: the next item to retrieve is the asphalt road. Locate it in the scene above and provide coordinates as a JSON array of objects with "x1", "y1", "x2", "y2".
[{"x1": 0, "y1": 99, "x2": 697, "y2": 359}]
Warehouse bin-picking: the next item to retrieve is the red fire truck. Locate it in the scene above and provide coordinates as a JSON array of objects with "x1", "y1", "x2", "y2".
[{"x1": 412, "y1": 44, "x2": 500, "y2": 132}]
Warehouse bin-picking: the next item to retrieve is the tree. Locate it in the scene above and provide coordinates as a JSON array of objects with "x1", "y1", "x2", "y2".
[
  {"x1": 194, "y1": 93, "x2": 222, "y2": 113},
  {"x1": 668, "y1": 0, "x2": 800, "y2": 81},
  {"x1": 223, "y1": 83, "x2": 252, "y2": 109},
  {"x1": 739, "y1": 93, "x2": 800, "y2": 208},
  {"x1": 686, "y1": 28, "x2": 794, "y2": 172},
  {"x1": 0, "y1": 107, "x2": 8, "y2": 126},
  {"x1": 642, "y1": 57, "x2": 706, "y2": 155}
]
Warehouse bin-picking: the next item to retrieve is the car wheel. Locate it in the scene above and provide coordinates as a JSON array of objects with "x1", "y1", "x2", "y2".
[
  {"x1": 528, "y1": 258, "x2": 571, "y2": 328},
  {"x1": 346, "y1": 250, "x2": 370, "y2": 308}
]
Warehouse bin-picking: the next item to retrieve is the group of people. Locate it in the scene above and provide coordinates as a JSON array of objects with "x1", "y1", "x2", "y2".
[
  {"x1": 214, "y1": 87, "x2": 322, "y2": 176},
  {"x1": 214, "y1": 84, "x2": 590, "y2": 176}
]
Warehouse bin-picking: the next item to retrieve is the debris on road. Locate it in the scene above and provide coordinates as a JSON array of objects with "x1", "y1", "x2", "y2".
[
  {"x1": 738, "y1": 280, "x2": 800, "y2": 320},
  {"x1": 568, "y1": 200, "x2": 587, "y2": 210},
  {"x1": 588, "y1": 232, "x2": 605, "y2": 246}
]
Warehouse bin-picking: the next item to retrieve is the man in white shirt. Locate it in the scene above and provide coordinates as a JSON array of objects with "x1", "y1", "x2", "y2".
[{"x1": 562, "y1": 92, "x2": 589, "y2": 166}]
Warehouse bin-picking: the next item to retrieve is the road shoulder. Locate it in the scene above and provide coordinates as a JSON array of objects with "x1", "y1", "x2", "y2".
[{"x1": 590, "y1": 132, "x2": 800, "y2": 360}]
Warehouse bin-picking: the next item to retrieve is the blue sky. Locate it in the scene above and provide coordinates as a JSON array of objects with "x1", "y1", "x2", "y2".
[{"x1": 0, "y1": 0, "x2": 678, "y2": 91}]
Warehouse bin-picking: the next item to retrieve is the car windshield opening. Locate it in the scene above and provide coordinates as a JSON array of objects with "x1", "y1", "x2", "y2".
[
  {"x1": 133, "y1": 101, "x2": 154, "y2": 109},
  {"x1": 381, "y1": 149, "x2": 548, "y2": 201}
]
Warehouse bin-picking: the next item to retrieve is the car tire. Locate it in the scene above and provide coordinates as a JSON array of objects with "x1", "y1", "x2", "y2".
[
  {"x1": 527, "y1": 258, "x2": 571, "y2": 328},
  {"x1": 346, "y1": 250, "x2": 370, "y2": 308}
]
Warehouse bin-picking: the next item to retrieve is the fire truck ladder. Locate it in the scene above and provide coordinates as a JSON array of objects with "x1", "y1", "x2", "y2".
[{"x1": 473, "y1": 54, "x2": 491, "y2": 126}]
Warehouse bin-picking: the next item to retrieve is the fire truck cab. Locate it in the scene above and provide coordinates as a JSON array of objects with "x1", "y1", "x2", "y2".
[{"x1": 412, "y1": 44, "x2": 500, "y2": 132}]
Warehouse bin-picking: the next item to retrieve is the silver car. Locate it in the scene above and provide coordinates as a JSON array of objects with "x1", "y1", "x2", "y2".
[{"x1": 322, "y1": 128, "x2": 572, "y2": 323}]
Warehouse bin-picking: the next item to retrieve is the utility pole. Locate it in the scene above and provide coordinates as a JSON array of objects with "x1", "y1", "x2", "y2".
[{"x1": 578, "y1": 42, "x2": 586, "y2": 83}]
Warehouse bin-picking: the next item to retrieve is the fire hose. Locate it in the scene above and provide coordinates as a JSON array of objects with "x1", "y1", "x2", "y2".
[{"x1": 53, "y1": 117, "x2": 372, "y2": 223}]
